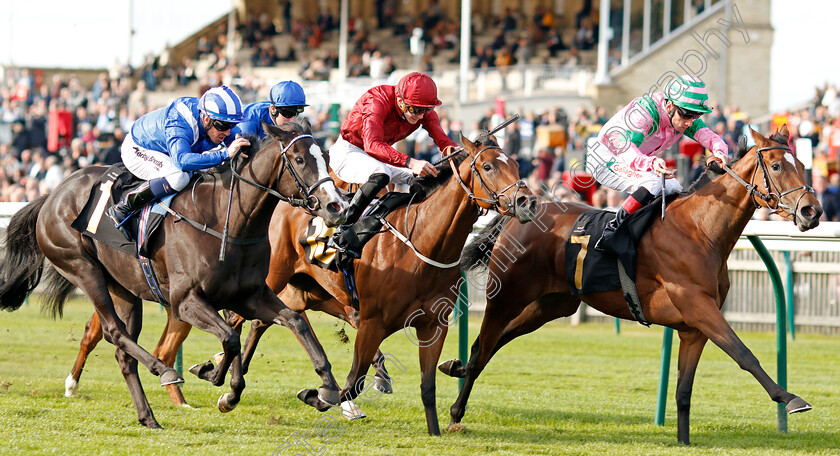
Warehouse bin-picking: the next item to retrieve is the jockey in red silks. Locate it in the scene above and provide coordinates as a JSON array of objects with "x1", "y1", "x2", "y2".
[
  {"x1": 328, "y1": 72, "x2": 458, "y2": 260},
  {"x1": 585, "y1": 75, "x2": 730, "y2": 255}
]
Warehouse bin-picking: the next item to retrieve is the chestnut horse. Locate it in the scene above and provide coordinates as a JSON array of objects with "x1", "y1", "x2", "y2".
[
  {"x1": 182, "y1": 132, "x2": 535, "y2": 435},
  {"x1": 439, "y1": 126, "x2": 821, "y2": 444},
  {"x1": 0, "y1": 122, "x2": 348, "y2": 429}
]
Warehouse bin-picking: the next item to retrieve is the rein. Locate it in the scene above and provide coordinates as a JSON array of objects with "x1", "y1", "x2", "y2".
[
  {"x1": 231, "y1": 134, "x2": 330, "y2": 211},
  {"x1": 721, "y1": 145, "x2": 814, "y2": 224},
  {"x1": 178, "y1": 133, "x2": 333, "y2": 254}
]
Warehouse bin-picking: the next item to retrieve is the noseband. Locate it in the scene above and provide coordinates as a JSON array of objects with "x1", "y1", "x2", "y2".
[
  {"x1": 231, "y1": 134, "x2": 332, "y2": 211},
  {"x1": 447, "y1": 145, "x2": 528, "y2": 216},
  {"x1": 721, "y1": 145, "x2": 814, "y2": 225}
]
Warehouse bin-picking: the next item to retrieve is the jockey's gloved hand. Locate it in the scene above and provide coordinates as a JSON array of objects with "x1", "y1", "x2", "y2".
[{"x1": 228, "y1": 136, "x2": 251, "y2": 159}]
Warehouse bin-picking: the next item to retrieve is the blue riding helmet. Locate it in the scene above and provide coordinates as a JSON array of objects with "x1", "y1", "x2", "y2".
[
  {"x1": 199, "y1": 86, "x2": 245, "y2": 122},
  {"x1": 269, "y1": 81, "x2": 309, "y2": 107}
]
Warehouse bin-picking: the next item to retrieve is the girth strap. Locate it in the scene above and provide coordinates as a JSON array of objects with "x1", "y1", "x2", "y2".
[{"x1": 159, "y1": 205, "x2": 268, "y2": 245}]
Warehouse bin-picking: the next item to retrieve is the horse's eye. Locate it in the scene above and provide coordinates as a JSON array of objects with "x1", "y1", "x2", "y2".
[
  {"x1": 295, "y1": 156, "x2": 304, "y2": 165},
  {"x1": 771, "y1": 163, "x2": 781, "y2": 172},
  {"x1": 483, "y1": 163, "x2": 492, "y2": 172}
]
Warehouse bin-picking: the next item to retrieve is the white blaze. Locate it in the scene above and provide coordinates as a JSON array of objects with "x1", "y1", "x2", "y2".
[
  {"x1": 784, "y1": 152, "x2": 796, "y2": 167},
  {"x1": 497, "y1": 153, "x2": 510, "y2": 165},
  {"x1": 308, "y1": 143, "x2": 343, "y2": 201}
]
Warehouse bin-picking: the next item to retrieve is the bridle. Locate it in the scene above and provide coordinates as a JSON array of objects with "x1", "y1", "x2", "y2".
[
  {"x1": 230, "y1": 133, "x2": 332, "y2": 211},
  {"x1": 446, "y1": 144, "x2": 528, "y2": 217},
  {"x1": 720, "y1": 144, "x2": 814, "y2": 225}
]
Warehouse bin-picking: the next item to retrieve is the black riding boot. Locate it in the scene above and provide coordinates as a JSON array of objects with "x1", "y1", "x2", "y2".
[
  {"x1": 343, "y1": 173, "x2": 391, "y2": 225},
  {"x1": 593, "y1": 207, "x2": 630, "y2": 255},
  {"x1": 594, "y1": 187, "x2": 655, "y2": 255},
  {"x1": 106, "y1": 181, "x2": 157, "y2": 239}
]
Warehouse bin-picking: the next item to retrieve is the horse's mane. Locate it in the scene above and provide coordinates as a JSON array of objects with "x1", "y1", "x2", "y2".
[
  {"x1": 410, "y1": 131, "x2": 497, "y2": 198},
  {"x1": 681, "y1": 134, "x2": 750, "y2": 196}
]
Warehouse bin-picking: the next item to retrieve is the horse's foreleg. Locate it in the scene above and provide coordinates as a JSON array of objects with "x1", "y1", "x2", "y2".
[
  {"x1": 340, "y1": 321, "x2": 386, "y2": 411},
  {"x1": 417, "y1": 323, "x2": 449, "y2": 436},
  {"x1": 175, "y1": 291, "x2": 245, "y2": 413},
  {"x1": 152, "y1": 309, "x2": 192, "y2": 407},
  {"x1": 66, "y1": 312, "x2": 103, "y2": 397},
  {"x1": 240, "y1": 318, "x2": 271, "y2": 375},
  {"x1": 111, "y1": 287, "x2": 160, "y2": 429},
  {"x1": 241, "y1": 290, "x2": 340, "y2": 410},
  {"x1": 344, "y1": 305, "x2": 392, "y2": 394},
  {"x1": 683, "y1": 300, "x2": 811, "y2": 414},
  {"x1": 674, "y1": 328, "x2": 709, "y2": 445}
]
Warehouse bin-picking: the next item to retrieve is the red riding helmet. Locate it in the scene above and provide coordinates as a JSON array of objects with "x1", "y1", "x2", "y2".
[{"x1": 397, "y1": 72, "x2": 442, "y2": 107}]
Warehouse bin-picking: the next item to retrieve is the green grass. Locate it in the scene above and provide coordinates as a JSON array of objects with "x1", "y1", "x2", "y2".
[{"x1": 1, "y1": 297, "x2": 839, "y2": 455}]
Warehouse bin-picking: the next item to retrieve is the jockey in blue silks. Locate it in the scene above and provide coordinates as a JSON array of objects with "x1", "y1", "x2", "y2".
[{"x1": 106, "y1": 85, "x2": 250, "y2": 235}]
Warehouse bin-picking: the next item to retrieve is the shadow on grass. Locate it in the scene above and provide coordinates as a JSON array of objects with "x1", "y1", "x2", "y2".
[{"x1": 450, "y1": 405, "x2": 840, "y2": 451}]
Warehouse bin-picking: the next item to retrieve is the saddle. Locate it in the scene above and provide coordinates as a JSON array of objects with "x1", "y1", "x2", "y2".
[
  {"x1": 71, "y1": 164, "x2": 173, "y2": 305},
  {"x1": 564, "y1": 195, "x2": 674, "y2": 324}
]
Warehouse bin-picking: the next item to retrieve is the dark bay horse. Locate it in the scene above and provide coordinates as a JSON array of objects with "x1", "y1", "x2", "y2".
[
  {"x1": 439, "y1": 126, "x2": 821, "y2": 444},
  {"x1": 0, "y1": 122, "x2": 348, "y2": 429},
  {"x1": 183, "y1": 132, "x2": 537, "y2": 435}
]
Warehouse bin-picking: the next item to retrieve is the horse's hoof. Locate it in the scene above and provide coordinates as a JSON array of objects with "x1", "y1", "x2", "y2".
[
  {"x1": 212, "y1": 351, "x2": 225, "y2": 365},
  {"x1": 340, "y1": 400, "x2": 367, "y2": 420},
  {"x1": 373, "y1": 375, "x2": 393, "y2": 394},
  {"x1": 188, "y1": 361, "x2": 216, "y2": 381},
  {"x1": 318, "y1": 387, "x2": 340, "y2": 407},
  {"x1": 438, "y1": 359, "x2": 464, "y2": 378},
  {"x1": 296, "y1": 388, "x2": 334, "y2": 412},
  {"x1": 160, "y1": 370, "x2": 184, "y2": 386},
  {"x1": 447, "y1": 422, "x2": 465, "y2": 433},
  {"x1": 140, "y1": 418, "x2": 163, "y2": 430},
  {"x1": 218, "y1": 393, "x2": 237, "y2": 413},
  {"x1": 64, "y1": 374, "x2": 78, "y2": 397},
  {"x1": 787, "y1": 397, "x2": 813, "y2": 414}
]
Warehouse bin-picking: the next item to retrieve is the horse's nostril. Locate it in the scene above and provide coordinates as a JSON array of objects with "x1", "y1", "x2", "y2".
[
  {"x1": 327, "y1": 202, "x2": 342, "y2": 214},
  {"x1": 801, "y1": 205, "x2": 820, "y2": 220}
]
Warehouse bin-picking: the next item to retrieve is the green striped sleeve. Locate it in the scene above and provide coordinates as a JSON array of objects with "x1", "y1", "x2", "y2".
[
  {"x1": 621, "y1": 129, "x2": 645, "y2": 147},
  {"x1": 683, "y1": 118, "x2": 708, "y2": 140}
]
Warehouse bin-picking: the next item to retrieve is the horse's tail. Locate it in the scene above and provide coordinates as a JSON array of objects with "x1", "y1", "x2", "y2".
[
  {"x1": 41, "y1": 266, "x2": 76, "y2": 319},
  {"x1": 460, "y1": 214, "x2": 511, "y2": 271},
  {"x1": 0, "y1": 195, "x2": 48, "y2": 312}
]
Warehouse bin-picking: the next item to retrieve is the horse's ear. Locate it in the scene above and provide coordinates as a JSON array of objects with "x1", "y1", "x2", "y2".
[
  {"x1": 777, "y1": 124, "x2": 791, "y2": 144},
  {"x1": 460, "y1": 132, "x2": 475, "y2": 154},
  {"x1": 263, "y1": 121, "x2": 291, "y2": 142},
  {"x1": 749, "y1": 127, "x2": 766, "y2": 147},
  {"x1": 298, "y1": 117, "x2": 312, "y2": 134}
]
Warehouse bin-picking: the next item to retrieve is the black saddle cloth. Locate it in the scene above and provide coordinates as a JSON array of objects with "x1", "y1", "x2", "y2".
[
  {"x1": 564, "y1": 196, "x2": 671, "y2": 295},
  {"x1": 70, "y1": 163, "x2": 161, "y2": 257}
]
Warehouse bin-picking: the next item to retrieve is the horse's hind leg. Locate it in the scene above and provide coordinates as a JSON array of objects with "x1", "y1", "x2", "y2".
[
  {"x1": 111, "y1": 286, "x2": 160, "y2": 428},
  {"x1": 152, "y1": 308, "x2": 192, "y2": 407},
  {"x1": 674, "y1": 328, "x2": 709, "y2": 445},
  {"x1": 448, "y1": 293, "x2": 577, "y2": 428},
  {"x1": 51, "y1": 261, "x2": 181, "y2": 385},
  {"x1": 175, "y1": 290, "x2": 246, "y2": 413},
  {"x1": 66, "y1": 312, "x2": 103, "y2": 397}
]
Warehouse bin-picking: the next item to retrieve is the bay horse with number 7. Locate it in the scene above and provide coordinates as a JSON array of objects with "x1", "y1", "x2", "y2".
[
  {"x1": 0, "y1": 122, "x2": 347, "y2": 429},
  {"x1": 440, "y1": 126, "x2": 820, "y2": 444}
]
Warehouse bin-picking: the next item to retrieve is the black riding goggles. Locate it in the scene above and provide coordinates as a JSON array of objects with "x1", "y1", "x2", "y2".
[
  {"x1": 403, "y1": 104, "x2": 434, "y2": 115},
  {"x1": 276, "y1": 106, "x2": 305, "y2": 118},
  {"x1": 675, "y1": 106, "x2": 702, "y2": 120},
  {"x1": 211, "y1": 119, "x2": 237, "y2": 131}
]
